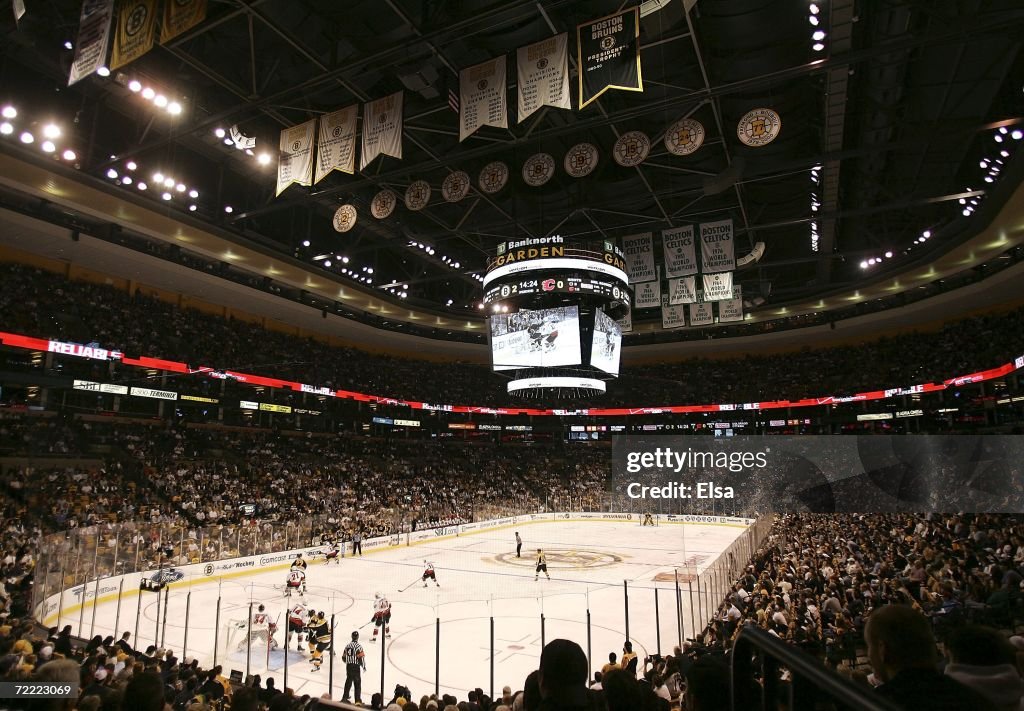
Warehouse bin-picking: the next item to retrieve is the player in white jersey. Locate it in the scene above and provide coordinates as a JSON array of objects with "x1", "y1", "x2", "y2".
[
  {"x1": 287, "y1": 602, "x2": 309, "y2": 651},
  {"x1": 370, "y1": 592, "x2": 391, "y2": 642},
  {"x1": 285, "y1": 567, "x2": 306, "y2": 597},
  {"x1": 323, "y1": 541, "x2": 340, "y2": 564},
  {"x1": 421, "y1": 560, "x2": 440, "y2": 587}
]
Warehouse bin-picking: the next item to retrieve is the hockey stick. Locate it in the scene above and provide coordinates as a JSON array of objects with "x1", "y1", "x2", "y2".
[{"x1": 397, "y1": 576, "x2": 422, "y2": 592}]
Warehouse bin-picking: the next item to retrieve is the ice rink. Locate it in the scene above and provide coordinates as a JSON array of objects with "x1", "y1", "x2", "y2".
[{"x1": 83, "y1": 519, "x2": 748, "y2": 701}]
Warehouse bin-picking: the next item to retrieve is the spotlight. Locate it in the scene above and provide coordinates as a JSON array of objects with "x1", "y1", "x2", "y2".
[
  {"x1": 19, "y1": 131, "x2": 33, "y2": 144},
  {"x1": 96, "y1": 66, "x2": 110, "y2": 77},
  {"x1": 1012, "y1": 130, "x2": 1023, "y2": 140},
  {"x1": 257, "y1": 153, "x2": 271, "y2": 165},
  {"x1": 812, "y1": 30, "x2": 826, "y2": 41},
  {"x1": 962, "y1": 208, "x2": 972, "y2": 216},
  {"x1": 42, "y1": 124, "x2": 61, "y2": 139},
  {"x1": 106, "y1": 168, "x2": 118, "y2": 179},
  {"x1": 922, "y1": 230, "x2": 931, "y2": 238},
  {"x1": 64, "y1": 40, "x2": 73, "y2": 50},
  {"x1": 214, "y1": 128, "x2": 226, "y2": 138},
  {"x1": 994, "y1": 135, "x2": 1003, "y2": 143},
  {"x1": 884, "y1": 251, "x2": 893, "y2": 258},
  {"x1": 141, "y1": 87, "x2": 155, "y2": 100},
  {"x1": 163, "y1": 177, "x2": 174, "y2": 188},
  {"x1": 154, "y1": 95, "x2": 168, "y2": 108},
  {"x1": 859, "y1": 261, "x2": 868, "y2": 270},
  {"x1": 62, "y1": 149, "x2": 76, "y2": 161},
  {"x1": 809, "y1": 15, "x2": 819, "y2": 26},
  {"x1": 128, "y1": 80, "x2": 142, "y2": 92},
  {"x1": 984, "y1": 176, "x2": 994, "y2": 183},
  {"x1": 167, "y1": 102, "x2": 182, "y2": 115},
  {"x1": 1, "y1": 106, "x2": 15, "y2": 119},
  {"x1": 367, "y1": 267, "x2": 374, "y2": 274},
  {"x1": 342, "y1": 256, "x2": 349, "y2": 264},
  {"x1": 126, "y1": 161, "x2": 137, "y2": 171},
  {"x1": 41, "y1": 141, "x2": 55, "y2": 153},
  {"x1": 223, "y1": 138, "x2": 233, "y2": 146},
  {"x1": 188, "y1": 205, "x2": 197, "y2": 212},
  {"x1": 809, "y1": 3, "x2": 820, "y2": 13},
  {"x1": 188, "y1": 189, "x2": 199, "y2": 199},
  {"x1": 224, "y1": 205, "x2": 233, "y2": 213},
  {"x1": 302, "y1": 240, "x2": 310, "y2": 247},
  {"x1": 137, "y1": 182, "x2": 147, "y2": 191},
  {"x1": 324, "y1": 260, "x2": 332, "y2": 267},
  {"x1": 812, "y1": 42, "x2": 825, "y2": 52},
  {"x1": 153, "y1": 172, "x2": 164, "y2": 183},
  {"x1": 121, "y1": 176, "x2": 132, "y2": 185},
  {"x1": 999, "y1": 127, "x2": 1008, "y2": 135},
  {"x1": 161, "y1": 192, "x2": 172, "y2": 200},
  {"x1": 0, "y1": 122, "x2": 12, "y2": 135}
]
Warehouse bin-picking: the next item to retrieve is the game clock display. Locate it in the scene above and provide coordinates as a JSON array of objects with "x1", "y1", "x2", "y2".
[{"x1": 483, "y1": 273, "x2": 631, "y2": 307}]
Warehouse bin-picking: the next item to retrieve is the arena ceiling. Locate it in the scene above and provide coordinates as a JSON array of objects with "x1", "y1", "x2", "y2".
[{"x1": 1, "y1": 0, "x2": 1023, "y2": 337}]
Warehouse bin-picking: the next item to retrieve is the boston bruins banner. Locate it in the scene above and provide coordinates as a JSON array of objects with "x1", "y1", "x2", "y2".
[
  {"x1": 702, "y1": 272, "x2": 734, "y2": 302},
  {"x1": 110, "y1": 0, "x2": 157, "y2": 70},
  {"x1": 517, "y1": 34, "x2": 571, "y2": 123},
  {"x1": 689, "y1": 301, "x2": 714, "y2": 327},
  {"x1": 661, "y1": 295, "x2": 686, "y2": 330},
  {"x1": 68, "y1": 0, "x2": 115, "y2": 85},
  {"x1": 361, "y1": 91, "x2": 403, "y2": 170},
  {"x1": 314, "y1": 105, "x2": 357, "y2": 183},
  {"x1": 667, "y1": 275, "x2": 697, "y2": 305},
  {"x1": 718, "y1": 286, "x2": 744, "y2": 323},
  {"x1": 577, "y1": 7, "x2": 642, "y2": 109},
  {"x1": 160, "y1": 0, "x2": 207, "y2": 44},
  {"x1": 460, "y1": 56, "x2": 508, "y2": 142},
  {"x1": 622, "y1": 233, "x2": 655, "y2": 284},
  {"x1": 275, "y1": 119, "x2": 316, "y2": 196},
  {"x1": 662, "y1": 225, "x2": 698, "y2": 277},
  {"x1": 700, "y1": 218, "x2": 736, "y2": 273},
  {"x1": 634, "y1": 277, "x2": 661, "y2": 309}
]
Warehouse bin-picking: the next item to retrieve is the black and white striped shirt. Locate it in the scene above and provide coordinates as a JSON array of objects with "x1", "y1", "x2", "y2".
[{"x1": 343, "y1": 640, "x2": 365, "y2": 668}]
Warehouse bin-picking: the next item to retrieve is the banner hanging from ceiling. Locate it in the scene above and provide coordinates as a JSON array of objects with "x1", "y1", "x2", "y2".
[
  {"x1": 314, "y1": 105, "x2": 358, "y2": 183},
  {"x1": 700, "y1": 218, "x2": 736, "y2": 273},
  {"x1": 661, "y1": 296, "x2": 686, "y2": 329},
  {"x1": 516, "y1": 34, "x2": 571, "y2": 123},
  {"x1": 718, "y1": 286, "x2": 744, "y2": 323},
  {"x1": 459, "y1": 56, "x2": 508, "y2": 142},
  {"x1": 110, "y1": 0, "x2": 158, "y2": 70},
  {"x1": 689, "y1": 301, "x2": 714, "y2": 327},
  {"x1": 68, "y1": 0, "x2": 115, "y2": 85},
  {"x1": 621, "y1": 233, "x2": 655, "y2": 284},
  {"x1": 634, "y1": 277, "x2": 661, "y2": 309},
  {"x1": 576, "y1": 6, "x2": 642, "y2": 109},
  {"x1": 662, "y1": 225, "x2": 698, "y2": 277},
  {"x1": 361, "y1": 91, "x2": 403, "y2": 170},
  {"x1": 667, "y1": 276, "x2": 697, "y2": 305},
  {"x1": 160, "y1": 0, "x2": 207, "y2": 44},
  {"x1": 275, "y1": 119, "x2": 316, "y2": 196},
  {"x1": 702, "y1": 272, "x2": 734, "y2": 302},
  {"x1": 616, "y1": 309, "x2": 633, "y2": 333}
]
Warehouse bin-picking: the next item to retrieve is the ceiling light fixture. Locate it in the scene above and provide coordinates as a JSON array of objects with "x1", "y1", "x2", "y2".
[
  {"x1": 19, "y1": 131, "x2": 33, "y2": 144},
  {"x1": 62, "y1": 149, "x2": 76, "y2": 161},
  {"x1": 0, "y1": 106, "x2": 15, "y2": 119}
]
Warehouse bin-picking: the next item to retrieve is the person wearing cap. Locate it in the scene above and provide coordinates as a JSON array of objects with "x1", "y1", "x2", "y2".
[{"x1": 342, "y1": 630, "x2": 366, "y2": 704}]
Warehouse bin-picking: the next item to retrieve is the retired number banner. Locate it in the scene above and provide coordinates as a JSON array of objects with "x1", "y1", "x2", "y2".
[
  {"x1": 361, "y1": 91, "x2": 403, "y2": 170},
  {"x1": 662, "y1": 225, "x2": 698, "y2": 277},
  {"x1": 577, "y1": 7, "x2": 643, "y2": 109},
  {"x1": 275, "y1": 119, "x2": 316, "y2": 196},
  {"x1": 110, "y1": 0, "x2": 158, "y2": 70},
  {"x1": 517, "y1": 34, "x2": 571, "y2": 123},
  {"x1": 460, "y1": 56, "x2": 508, "y2": 142},
  {"x1": 700, "y1": 219, "x2": 736, "y2": 273},
  {"x1": 622, "y1": 233, "x2": 656, "y2": 284},
  {"x1": 160, "y1": 0, "x2": 207, "y2": 44},
  {"x1": 68, "y1": 0, "x2": 115, "y2": 85},
  {"x1": 315, "y1": 105, "x2": 357, "y2": 183}
]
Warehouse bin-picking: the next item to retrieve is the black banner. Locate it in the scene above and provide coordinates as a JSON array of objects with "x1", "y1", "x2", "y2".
[{"x1": 577, "y1": 7, "x2": 643, "y2": 108}]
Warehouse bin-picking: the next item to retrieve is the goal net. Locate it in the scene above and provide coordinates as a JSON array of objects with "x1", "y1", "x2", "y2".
[
  {"x1": 639, "y1": 512, "x2": 659, "y2": 526},
  {"x1": 218, "y1": 617, "x2": 279, "y2": 665}
]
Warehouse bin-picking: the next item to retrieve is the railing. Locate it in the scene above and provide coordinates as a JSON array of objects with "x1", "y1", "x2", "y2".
[{"x1": 731, "y1": 625, "x2": 900, "y2": 711}]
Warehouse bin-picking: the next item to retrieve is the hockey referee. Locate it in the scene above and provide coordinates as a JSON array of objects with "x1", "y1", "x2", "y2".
[{"x1": 342, "y1": 630, "x2": 366, "y2": 704}]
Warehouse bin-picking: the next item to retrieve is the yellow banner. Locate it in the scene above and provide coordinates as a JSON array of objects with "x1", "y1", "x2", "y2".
[
  {"x1": 109, "y1": 0, "x2": 157, "y2": 71},
  {"x1": 160, "y1": 0, "x2": 207, "y2": 44}
]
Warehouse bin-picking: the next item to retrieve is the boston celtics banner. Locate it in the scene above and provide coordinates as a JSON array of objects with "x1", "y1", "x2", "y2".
[
  {"x1": 361, "y1": 91, "x2": 403, "y2": 170},
  {"x1": 275, "y1": 119, "x2": 316, "y2": 196},
  {"x1": 661, "y1": 296, "x2": 686, "y2": 329},
  {"x1": 689, "y1": 301, "x2": 714, "y2": 327},
  {"x1": 662, "y1": 225, "x2": 697, "y2": 277},
  {"x1": 634, "y1": 277, "x2": 661, "y2": 309},
  {"x1": 314, "y1": 105, "x2": 357, "y2": 183},
  {"x1": 460, "y1": 56, "x2": 508, "y2": 142},
  {"x1": 616, "y1": 309, "x2": 633, "y2": 333},
  {"x1": 622, "y1": 233, "x2": 655, "y2": 284},
  {"x1": 702, "y1": 272, "x2": 734, "y2": 302},
  {"x1": 110, "y1": 0, "x2": 157, "y2": 70},
  {"x1": 667, "y1": 276, "x2": 697, "y2": 305},
  {"x1": 718, "y1": 286, "x2": 744, "y2": 323},
  {"x1": 160, "y1": 0, "x2": 207, "y2": 44},
  {"x1": 517, "y1": 34, "x2": 571, "y2": 123},
  {"x1": 577, "y1": 7, "x2": 642, "y2": 109},
  {"x1": 700, "y1": 218, "x2": 736, "y2": 273},
  {"x1": 68, "y1": 0, "x2": 115, "y2": 85}
]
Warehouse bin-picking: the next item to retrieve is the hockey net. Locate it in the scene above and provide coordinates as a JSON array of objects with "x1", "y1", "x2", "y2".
[
  {"x1": 218, "y1": 616, "x2": 279, "y2": 666},
  {"x1": 639, "y1": 512, "x2": 660, "y2": 526}
]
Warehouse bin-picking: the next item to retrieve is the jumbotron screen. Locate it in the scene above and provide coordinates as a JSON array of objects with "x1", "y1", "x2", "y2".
[
  {"x1": 590, "y1": 308, "x2": 623, "y2": 376},
  {"x1": 489, "y1": 306, "x2": 583, "y2": 371}
]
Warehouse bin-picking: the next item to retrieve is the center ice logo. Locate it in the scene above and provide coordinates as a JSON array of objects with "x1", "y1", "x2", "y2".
[{"x1": 494, "y1": 548, "x2": 621, "y2": 569}]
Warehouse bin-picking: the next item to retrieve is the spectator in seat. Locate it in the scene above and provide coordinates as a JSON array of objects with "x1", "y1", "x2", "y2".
[
  {"x1": 537, "y1": 639, "x2": 605, "y2": 711},
  {"x1": 683, "y1": 657, "x2": 731, "y2": 711},
  {"x1": 944, "y1": 625, "x2": 1024, "y2": 711},
  {"x1": 864, "y1": 604, "x2": 998, "y2": 710}
]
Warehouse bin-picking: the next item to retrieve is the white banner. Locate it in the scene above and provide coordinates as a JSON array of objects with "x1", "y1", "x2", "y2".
[
  {"x1": 617, "y1": 310, "x2": 633, "y2": 333},
  {"x1": 517, "y1": 34, "x2": 571, "y2": 123},
  {"x1": 662, "y1": 225, "x2": 698, "y2": 277},
  {"x1": 667, "y1": 275, "x2": 697, "y2": 304},
  {"x1": 718, "y1": 286, "x2": 744, "y2": 323},
  {"x1": 361, "y1": 91, "x2": 403, "y2": 170},
  {"x1": 634, "y1": 278, "x2": 661, "y2": 308},
  {"x1": 700, "y1": 219, "x2": 736, "y2": 273},
  {"x1": 275, "y1": 119, "x2": 316, "y2": 196},
  {"x1": 314, "y1": 105, "x2": 357, "y2": 183},
  {"x1": 460, "y1": 56, "x2": 507, "y2": 142},
  {"x1": 68, "y1": 0, "x2": 115, "y2": 85},
  {"x1": 689, "y1": 302, "x2": 714, "y2": 327},
  {"x1": 661, "y1": 295, "x2": 686, "y2": 329},
  {"x1": 622, "y1": 233, "x2": 656, "y2": 284},
  {"x1": 702, "y1": 272, "x2": 734, "y2": 302}
]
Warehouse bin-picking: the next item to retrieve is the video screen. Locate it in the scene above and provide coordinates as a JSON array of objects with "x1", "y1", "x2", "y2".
[
  {"x1": 490, "y1": 306, "x2": 582, "y2": 370},
  {"x1": 590, "y1": 307, "x2": 622, "y2": 375}
]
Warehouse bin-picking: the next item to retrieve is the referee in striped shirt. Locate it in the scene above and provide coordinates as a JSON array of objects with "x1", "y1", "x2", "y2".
[{"x1": 342, "y1": 630, "x2": 366, "y2": 704}]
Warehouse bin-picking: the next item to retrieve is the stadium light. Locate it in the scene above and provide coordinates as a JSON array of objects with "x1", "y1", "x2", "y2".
[
  {"x1": 41, "y1": 141, "x2": 55, "y2": 153},
  {"x1": 42, "y1": 124, "x2": 60, "y2": 139},
  {"x1": 19, "y1": 131, "x2": 33, "y2": 144},
  {"x1": 0, "y1": 122, "x2": 12, "y2": 135},
  {"x1": 1, "y1": 106, "x2": 16, "y2": 119},
  {"x1": 62, "y1": 149, "x2": 76, "y2": 161}
]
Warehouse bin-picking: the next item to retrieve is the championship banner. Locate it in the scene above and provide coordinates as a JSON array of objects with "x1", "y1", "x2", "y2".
[
  {"x1": 622, "y1": 233, "x2": 655, "y2": 284},
  {"x1": 718, "y1": 286, "x2": 744, "y2": 323},
  {"x1": 700, "y1": 219, "x2": 736, "y2": 273},
  {"x1": 702, "y1": 272, "x2": 734, "y2": 302},
  {"x1": 160, "y1": 0, "x2": 207, "y2": 44},
  {"x1": 110, "y1": 0, "x2": 158, "y2": 70},
  {"x1": 517, "y1": 34, "x2": 571, "y2": 123},
  {"x1": 68, "y1": 0, "x2": 115, "y2": 85},
  {"x1": 577, "y1": 7, "x2": 643, "y2": 109},
  {"x1": 275, "y1": 119, "x2": 316, "y2": 196},
  {"x1": 689, "y1": 302, "x2": 714, "y2": 327},
  {"x1": 662, "y1": 225, "x2": 698, "y2": 277},
  {"x1": 459, "y1": 56, "x2": 508, "y2": 142},
  {"x1": 667, "y1": 276, "x2": 697, "y2": 305},
  {"x1": 616, "y1": 309, "x2": 633, "y2": 333},
  {"x1": 661, "y1": 296, "x2": 686, "y2": 329},
  {"x1": 361, "y1": 91, "x2": 403, "y2": 170},
  {"x1": 634, "y1": 277, "x2": 661, "y2": 309},
  {"x1": 314, "y1": 105, "x2": 357, "y2": 183}
]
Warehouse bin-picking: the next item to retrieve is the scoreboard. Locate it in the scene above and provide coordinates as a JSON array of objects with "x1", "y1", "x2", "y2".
[{"x1": 483, "y1": 272, "x2": 632, "y2": 308}]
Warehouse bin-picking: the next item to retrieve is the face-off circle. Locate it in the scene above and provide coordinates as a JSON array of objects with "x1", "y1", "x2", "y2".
[{"x1": 493, "y1": 548, "x2": 622, "y2": 569}]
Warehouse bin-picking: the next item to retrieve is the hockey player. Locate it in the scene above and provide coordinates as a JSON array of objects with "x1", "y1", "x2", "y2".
[
  {"x1": 421, "y1": 560, "x2": 440, "y2": 587},
  {"x1": 285, "y1": 566, "x2": 307, "y2": 597},
  {"x1": 323, "y1": 541, "x2": 341, "y2": 565},
  {"x1": 308, "y1": 611, "x2": 332, "y2": 672},
  {"x1": 370, "y1": 592, "x2": 391, "y2": 642},
  {"x1": 287, "y1": 602, "x2": 309, "y2": 651},
  {"x1": 291, "y1": 553, "x2": 308, "y2": 572},
  {"x1": 535, "y1": 549, "x2": 550, "y2": 581}
]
